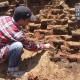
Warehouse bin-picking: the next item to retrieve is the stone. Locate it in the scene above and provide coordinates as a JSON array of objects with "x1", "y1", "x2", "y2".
[
  {"x1": 28, "y1": 23, "x2": 41, "y2": 32},
  {"x1": 9, "y1": 4, "x2": 16, "y2": 9},
  {"x1": 60, "y1": 35, "x2": 72, "y2": 41},
  {"x1": 44, "y1": 5, "x2": 54, "y2": 9},
  {"x1": 61, "y1": 19, "x2": 68, "y2": 25},
  {"x1": 68, "y1": 20, "x2": 77, "y2": 29},
  {"x1": 0, "y1": 1, "x2": 9, "y2": 8},
  {"x1": 53, "y1": 40, "x2": 64, "y2": 46},
  {"x1": 58, "y1": 14, "x2": 66, "y2": 19},
  {"x1": 65, "y1": 41, "x2": 80, "y2": 49},
  {"x1": 69, "y1": 8, "x2": 75, "y2": 14},
  {"x1": 51, "y1": 9, "x2": 63, "y2": 15},
  {"x1": 41, "y1": 19, "x2": 53, "y2": 29},
  {"x1": 53, "y1": 25, "x2": 68, "y2": 35},
  {"x1": 34, "y1": 29, "x2": 46, "y2": 39},
  {"x1": 72, "y1": 30, "x2": 80, "y2": 37}
]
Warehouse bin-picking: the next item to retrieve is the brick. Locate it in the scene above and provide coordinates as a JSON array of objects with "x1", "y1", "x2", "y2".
[
  {"x1": 5, "y1": 12, "x2": 11, "y2": 16},
  {"x1": 34, "y1": 29, "x2": 46, "y2": 39},
  {"x1": 47, "y1": 14, "x2": 55, "y2": 19},
  {"x1": 51, "y1": 9, "x2": 63, "y2": 15},
  {"x1": 60, "y1": 54, "x2": 78, "y2": 62},
  {"x1": 44, "y1": 5, "x2": 54, "y2": 9},
  {"x1": 39, "y1": 10, "x2": 44, "y2": 14},
  {"x1": 68, "y1": 20, "x2": 77, "y2": 29},
  {"x1": 9, "y1": 4, "x2": 16, "y2": 9},
  {"x1": 65, "y1": 41, "x2": 80, "y2": 49},
  {"x1": 69, "y1": 8, "x2": 75, "y2": 14},
  {"x1": 55, "y1": 19, "x2": 61, "y2": 25},
  {"x1": 72, "y1": 30, "x2": 80, "y2": 37},
  {"x1": 47, "y1": 25, "x2": 54, "y2": 30},
  {"x1": 58, "y1": 14, "x2": 66, "y2": 19},
  {"x1": 6, "y1": 9, "x2": 14, "y2": 15},
  {"x1": 40, "y1": 14, "x2": 47, "y2": 19},
  {"x1": 41, "y1": 19, "x2": 53, "y2": 29},
  {"x1": 0, "y1": 1, "x2": 9, "y2": 8},
  {"x1": 44, "y1": 35, "x2": 61, "y2": 43},
  {"x1": 53, "y1": 40, "x2": 64, "y2": 46},
  {"x1": 55, "y1": 19, "x2": 68, "y2": 25},
  {"x1": 69, "y1": 15, "x2": 75, "y2": 19},
  {"x1": 26, "y1": 33, "x2": 35, "y2": 38},
  {"x1": 41, "y1": 19, "x2": 53, "y2": 22},
  {"x1": 34, "y1": 29, "x2": 51, "y2": 35},
  {"x1": 34, "y1": 16, "x2": 41, "y2": 24},
  {"x1": 61, "y1": 19, "x2": 68, "y2": 25},
  {"x1": 53, "y1": 25, "x2": 68, "y2": 35},
  {"x1": 68, "y1": 20, "x2": 76, "y2": 23},
  {"x1": 54, "y1": 3, "x2": 64, "y2": 9},
  {"x1": 28, "y1": 23, "x2": 41, "y2": 32},
  {"x1": 61, "y1": 45, "x2": 67, "y2": 52},
  {"x1": 60, "y1": 35, "x2": 72, "y2": 41},
  {"x1": 69, "y1": 15, "x2": 76, "y2": 21},
  {"x1": 72, "y1": 30, "x2": 80, "y2": 40}
]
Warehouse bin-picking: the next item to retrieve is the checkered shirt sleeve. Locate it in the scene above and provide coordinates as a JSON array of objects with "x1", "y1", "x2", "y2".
[{"x1": 0, "y1": 16, "x2": 43, "y2": 51}]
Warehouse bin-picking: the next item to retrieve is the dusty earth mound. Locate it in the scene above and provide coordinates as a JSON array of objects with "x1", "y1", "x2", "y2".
[{"x1": 0, "y1": 0, "x2": 80, "y2": 80}]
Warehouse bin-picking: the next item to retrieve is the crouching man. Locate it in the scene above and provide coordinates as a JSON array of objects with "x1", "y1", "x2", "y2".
[{"x1": 0, "y1": 6, "x2": 52, "y2": 77}]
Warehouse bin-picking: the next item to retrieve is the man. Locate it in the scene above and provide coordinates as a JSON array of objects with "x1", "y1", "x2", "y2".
[{"x1": 0, "y1": 6, "x2": 52, "y2": 77}]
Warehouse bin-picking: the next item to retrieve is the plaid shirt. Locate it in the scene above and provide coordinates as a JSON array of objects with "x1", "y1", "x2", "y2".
[{"x1": 0, "y1": 16, "x2": 43, "y2": 63}]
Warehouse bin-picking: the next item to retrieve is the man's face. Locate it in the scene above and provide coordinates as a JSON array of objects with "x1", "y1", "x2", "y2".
[{"x1": 19, "y1": 19, "x2": 30, "y2": 28}]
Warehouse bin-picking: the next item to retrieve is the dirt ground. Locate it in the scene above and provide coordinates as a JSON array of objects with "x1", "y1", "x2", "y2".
[
  {"x1": 0, "y1": 45, "x2": 80, "y2": 80},
  {"x1": 0, "y1": 0, "x2": 80, "y2": 80}
]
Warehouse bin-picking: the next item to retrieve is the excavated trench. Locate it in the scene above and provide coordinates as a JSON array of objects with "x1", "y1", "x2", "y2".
[{"x1": 0, "y1": 0, "x2": 80, "y2": 80}]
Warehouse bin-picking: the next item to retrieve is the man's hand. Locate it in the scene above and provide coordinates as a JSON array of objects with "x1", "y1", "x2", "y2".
[{"x1": 43, "y1": 43, "x2": 54, "y2": 49}]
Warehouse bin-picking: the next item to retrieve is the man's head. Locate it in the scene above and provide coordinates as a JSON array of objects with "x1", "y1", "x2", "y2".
[{"x1": 13, "y1": 6, "x2": 36, "y2": 27}]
